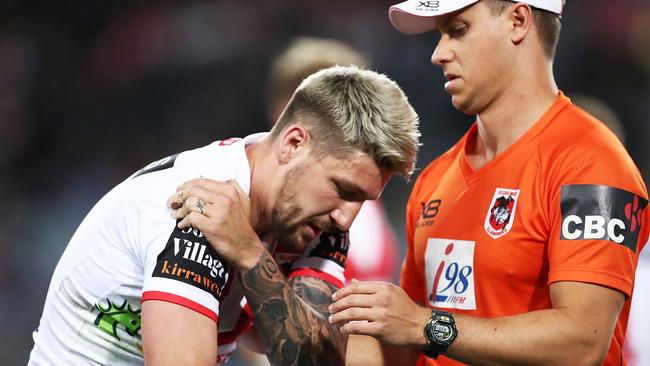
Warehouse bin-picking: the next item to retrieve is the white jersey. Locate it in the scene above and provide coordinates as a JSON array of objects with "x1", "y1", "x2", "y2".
[{"x1": 28, "y1": 134, "x2": 349, "y2": 365}]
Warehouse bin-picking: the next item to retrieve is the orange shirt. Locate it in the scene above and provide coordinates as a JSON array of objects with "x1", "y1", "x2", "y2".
[{"x1": 402, "y1": 93, "x2": 649, "y2": 366}]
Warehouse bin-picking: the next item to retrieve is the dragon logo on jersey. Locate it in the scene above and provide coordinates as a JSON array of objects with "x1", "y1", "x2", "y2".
[
  {"x1": 490, "y1": 196, "x2": 514, "y2": 230},
  {"x1": 93, "y1": 298, "x2": 141, "y2": 341},
  {"x1": 484, "y1": 188, "x2": 520, "y2": 239}
]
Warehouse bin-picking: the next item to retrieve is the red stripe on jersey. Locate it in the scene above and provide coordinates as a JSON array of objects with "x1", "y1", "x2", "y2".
[
  {"x1": 142, "y1": 291, "x2": 219, "y2": 323},
  {"x1": 219, "y1": 303, "x2": 253, "y2": 345},
  {"x1": 288, "y1": 268, "x2": 344, "y2": 288},
  {"x1": 243, "y1": 303, "x2": 253, "y2": 318}
]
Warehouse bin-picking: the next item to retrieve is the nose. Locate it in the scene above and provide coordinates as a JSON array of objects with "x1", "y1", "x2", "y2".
[
  {"x1": 431, "y1": 36, "x2": 451, "y2": 66},
  {"x1": 330, "y1": 202, "x2": 363, "y2": 232}
]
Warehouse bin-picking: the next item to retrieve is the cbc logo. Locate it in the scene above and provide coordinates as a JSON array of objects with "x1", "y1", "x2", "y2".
[
  {"x1": 560, "y1": 184, "x2": 647, "y2": 250},
  {"x1": 561, "y1": 215, "x2": 625, "y2": 243}
]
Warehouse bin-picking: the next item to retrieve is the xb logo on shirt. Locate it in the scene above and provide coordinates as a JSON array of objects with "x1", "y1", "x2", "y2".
[{"x1": 416, "y1": 199, "x2": 442, "y2": 229}]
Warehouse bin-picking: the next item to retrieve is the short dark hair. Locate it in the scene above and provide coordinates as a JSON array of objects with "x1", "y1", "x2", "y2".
[{"x1": 484, "y1": 0, "x2": 562, "y2": 59}]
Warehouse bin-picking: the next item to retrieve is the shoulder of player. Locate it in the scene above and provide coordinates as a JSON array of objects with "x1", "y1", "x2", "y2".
[
  {"x1": 537, "y1": 107, "x2": 646, "y2": 196},
  {"x1": 540, "y1": 106, "x2": 632, "y2": 165},
  {"x1": 541, "y1": 102, "x2": 624, "y2": 148}
]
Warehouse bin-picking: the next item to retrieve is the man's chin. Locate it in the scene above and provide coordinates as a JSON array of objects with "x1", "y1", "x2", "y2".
[{"x1": 274, "y1": 232, "x2": 311, "y2": 252}]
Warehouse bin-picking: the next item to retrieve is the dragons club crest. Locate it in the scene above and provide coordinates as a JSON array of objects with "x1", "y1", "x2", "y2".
[{"x1": 484, "y1": 188, "x2": 520, "y2": 239}]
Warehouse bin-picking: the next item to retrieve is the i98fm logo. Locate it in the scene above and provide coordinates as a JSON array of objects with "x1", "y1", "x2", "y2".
[{"x1": 425, "y1": 238, "x2": 476, "y2": 310}]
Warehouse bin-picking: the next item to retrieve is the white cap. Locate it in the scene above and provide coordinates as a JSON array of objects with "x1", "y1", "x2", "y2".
[{"x1": 389, "y1": 0, "x2": 563, "y2": 35}]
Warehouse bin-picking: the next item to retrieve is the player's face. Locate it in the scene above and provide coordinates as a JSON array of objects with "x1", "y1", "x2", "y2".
[
  {"x1": 430, "y1": 2, "x2": 513, "y2": 115},
  {"x1": 271, "y1": 149, "x2": 390, "y2": 251}
]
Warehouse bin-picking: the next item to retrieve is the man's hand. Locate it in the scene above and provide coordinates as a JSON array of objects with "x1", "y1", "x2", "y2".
[
  {"x1": 167, "y1": 178, "x2": 264, "y2": 272},
  {"x1": 329, "y1": 280, "x2": 430, "y2": 347}
]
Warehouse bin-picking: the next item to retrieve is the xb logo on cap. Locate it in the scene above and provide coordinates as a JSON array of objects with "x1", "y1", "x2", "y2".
[{"x1": 418, "y1": 1, "x2": 440, "y2": 9}]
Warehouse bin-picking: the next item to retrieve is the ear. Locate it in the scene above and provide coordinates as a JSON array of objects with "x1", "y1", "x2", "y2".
[
  {"x1": 277, "y1": 125, "x2": 311, "y2": 165},
  {"x1": 509, "y1": 3, "x2": 533, "y2": 45}
]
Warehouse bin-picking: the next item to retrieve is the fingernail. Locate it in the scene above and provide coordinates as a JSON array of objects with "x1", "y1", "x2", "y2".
[
  {"x1": 331, "y1": 293, "x2": 337, "y2": 300},
  {"x1": 328, "y1": 315, "x2": 333, "y2": 323}
]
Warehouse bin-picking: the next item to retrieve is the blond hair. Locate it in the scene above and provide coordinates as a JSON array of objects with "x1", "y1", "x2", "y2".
[{"x1": 270, "y1": 65, "x2": 420, "y2": 179}]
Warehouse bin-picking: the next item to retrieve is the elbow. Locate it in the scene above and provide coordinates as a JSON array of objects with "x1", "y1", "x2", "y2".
[
  {"x1": 568, "y1": 336, "x2": 611, "y2": 366},
  {"x1": 579, "y1": 348, "x2": 609, "y2": 366},
  {"x1": 267, "y1": 329, "x2": 347, "y2": 365},
  {"x1": 572, "y1": 355, "x2": 607, "y2": 366},
  {"x1": 313, "y1": 327, "x2": 348, "y2": 363}
]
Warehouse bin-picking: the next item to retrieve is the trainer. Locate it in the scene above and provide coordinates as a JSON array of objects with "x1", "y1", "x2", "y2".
[{"x1": 330, "y1": 1, "x2": 649, "y2": 365}]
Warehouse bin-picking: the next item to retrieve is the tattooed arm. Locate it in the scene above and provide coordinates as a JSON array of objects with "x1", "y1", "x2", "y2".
[
  {"x1": 168, "y1": 179, "x2": 347, "y2": 365},
  {"x1": 240, "y1": 249, "x2": 347, "y2": 366}
]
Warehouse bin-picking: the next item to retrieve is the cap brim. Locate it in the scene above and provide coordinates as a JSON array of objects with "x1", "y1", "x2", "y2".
[{"x1": 389, "y1": 0, "x2": 480, "y2": 35}]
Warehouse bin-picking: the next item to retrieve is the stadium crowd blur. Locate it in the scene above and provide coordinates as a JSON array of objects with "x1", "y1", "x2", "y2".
[{"x1": 1, "y1": 0, "x2": 648, "y2": 364}]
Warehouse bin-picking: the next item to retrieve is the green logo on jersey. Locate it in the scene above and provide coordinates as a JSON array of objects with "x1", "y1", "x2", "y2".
[{"x1": 94, "y1": 298, "x2": 141, "y2": 340}]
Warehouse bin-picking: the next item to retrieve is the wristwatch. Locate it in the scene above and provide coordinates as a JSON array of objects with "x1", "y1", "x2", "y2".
[{"x1": 422, "y1": 309, "x2": 458, "y2": 359}]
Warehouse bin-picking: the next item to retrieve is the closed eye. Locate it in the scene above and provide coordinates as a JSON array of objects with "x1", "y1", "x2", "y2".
[
  {"x1": 450, "y1": 24, "x2": 468, "y2": 38},
  {"x1": 333, "y1": 180, "x2": 367, "y2": 202}
]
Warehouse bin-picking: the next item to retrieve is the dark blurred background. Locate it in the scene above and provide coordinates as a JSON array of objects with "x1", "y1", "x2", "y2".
[{"x1": 1, "y1": 0, "x2": 649, "y2": 364}]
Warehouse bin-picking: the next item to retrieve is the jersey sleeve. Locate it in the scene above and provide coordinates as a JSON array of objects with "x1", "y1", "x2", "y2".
[
  {"x1": 287, "y1": 231, "x2": 349, "y2": 288},
  {"x1": 546, "y1": 141, "x2": 649, "y2": 298},
  {"x1": 400, "y1": 175, "x2": 427, "y2": 304},
  {"x1": 141, "y1": 221, "x2": 231, "y2": 323}
]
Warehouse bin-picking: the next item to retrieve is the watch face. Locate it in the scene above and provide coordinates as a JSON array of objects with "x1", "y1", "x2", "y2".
[{"x1": 432, "y1": 321, "x2": 453, "y2": 342}]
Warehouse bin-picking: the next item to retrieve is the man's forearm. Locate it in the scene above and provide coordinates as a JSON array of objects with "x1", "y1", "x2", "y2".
[
  {"x1": 445, "y1": 282, "x2": 624, "y2": 366},
  {"x1": 239, "y1": 249, "x2": 347, "y2": 366},
  {"x1": 332, "y1": 281, "x2": 624, "y2": 366},
  {"x1": 445, "y1": 306, "x2": 616, "y2": 366}
]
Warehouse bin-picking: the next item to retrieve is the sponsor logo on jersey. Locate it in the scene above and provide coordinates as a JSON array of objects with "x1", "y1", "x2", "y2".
[
  {"x1": 153, "y1": 224, "x2": 230, "y2": 299},
  {"x1": 133, "y1": 154, "x2": 178, "y2": 178},
  {"x1": 560, "y1": 184, "x2": 647, "y2": 251},
  {"x1": 307, "y1": 231, "x2": 350, "y2": 267},
  {"x1": 484, "y1": 188, "x2": 520, "y2": 239},
  {"x1": 425, "y1": 238, "x2": 476, "y2": 310},
  {"x1": 416, "y1": 199, "x2": 442, "y2": 229}
]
